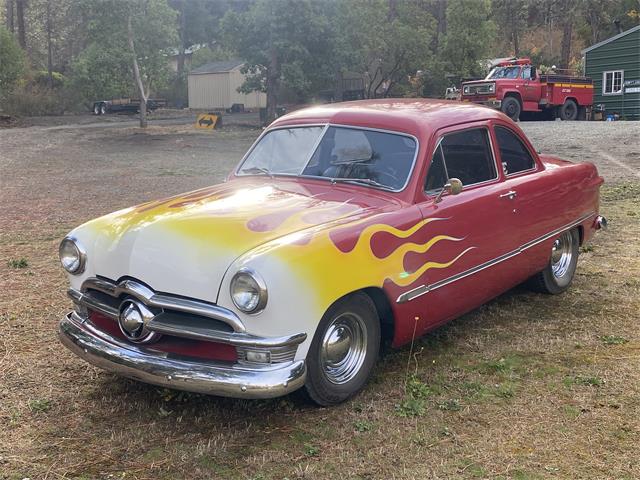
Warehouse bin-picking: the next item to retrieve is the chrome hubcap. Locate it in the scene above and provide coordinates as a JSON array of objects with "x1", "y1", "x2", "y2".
[
  {"x1": 551, "y1": 231, "x2": 573, "y2": 278},
  {"x1": 320, "y1": 313, "x2": 367, "y2": 385}
]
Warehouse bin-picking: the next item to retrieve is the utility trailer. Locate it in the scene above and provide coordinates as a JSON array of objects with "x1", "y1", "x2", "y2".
[
  {"x1": 461, "y1": 58, "x2": 593, "y2": 121},
  {"x1": 92, "y1": 98, "x2": 166, "y2": 115}
]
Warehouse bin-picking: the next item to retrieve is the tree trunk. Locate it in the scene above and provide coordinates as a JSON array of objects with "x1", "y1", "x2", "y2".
[
  {"x1": 127, "y1": 14, "x2": 148, "y2": 128},
  {"x1": 6, "y1": 0, "x2": 14, "y2": 33},
  {"x1": 175, "y1": 0, "x2": 186, "y2": 108},
  {"x1": 16, "y1": 0, "x2": 26, "y2": 49},
  {"x1": 46, "y1": 0, "x2": 53, "y2": 89},
  {"x1": 560, "y1": 19, "x2": 572, "y2": 69},
  {"x1": 264, "y1": 3, "x2": 279, "y2": 124},
  {"x1": 265, "y1": 47, "x2": 279, "y2": 124}
]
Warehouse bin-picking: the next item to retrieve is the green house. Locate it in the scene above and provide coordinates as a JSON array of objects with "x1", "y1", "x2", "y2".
[{"x1": 582, "y1": 25, "x2": 640, "y2": 120}]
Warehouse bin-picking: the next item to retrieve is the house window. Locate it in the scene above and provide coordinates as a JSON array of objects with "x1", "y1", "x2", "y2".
[{"x1": 603, "y1": 70, "x2": 624, "y2": 95}]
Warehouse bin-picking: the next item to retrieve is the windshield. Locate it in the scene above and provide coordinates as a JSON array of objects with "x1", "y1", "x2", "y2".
[
  {"x1": 486, "y1": 66, "x2": 521, "y2": 80},
  {"x1": 238, "y1": 126, "x2": 417, "y2": 191}
]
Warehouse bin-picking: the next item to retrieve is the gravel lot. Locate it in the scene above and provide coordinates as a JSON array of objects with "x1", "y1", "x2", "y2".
[{"x1": 1, "y1": 115, "x2": 639, "y2": 479}]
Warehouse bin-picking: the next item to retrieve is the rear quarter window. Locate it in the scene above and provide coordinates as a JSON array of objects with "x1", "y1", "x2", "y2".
[{"x1": 495, "y1": 126, "x2": 536, "y2": 175}]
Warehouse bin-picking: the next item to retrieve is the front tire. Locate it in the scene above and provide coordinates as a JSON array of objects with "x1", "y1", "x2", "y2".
[
  {"x1": 100, "y1": 104, "x2": 107, "y2": 115},
  {"x1": 527, "y1": 228, "x2": 579, "y2": 294},
  {"x1": 304, "y1": 292, "x2": 380, "y2": 406},
  {"x1": 501, "y1": 96, "x2": 521, "y2": 121}
]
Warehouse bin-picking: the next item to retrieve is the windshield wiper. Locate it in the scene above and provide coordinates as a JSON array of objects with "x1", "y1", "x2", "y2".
[
  {"x1": 240, "y1": 166, "x2": 272, "y2": 176},
  {"x1": 330, "y1": 177, "x2": 394, "y2": 191}
]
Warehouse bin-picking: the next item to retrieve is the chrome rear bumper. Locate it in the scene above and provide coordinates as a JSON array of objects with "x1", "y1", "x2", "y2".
[{"x1": 59, "y1": 312, "x2": 306, "y2": 399}]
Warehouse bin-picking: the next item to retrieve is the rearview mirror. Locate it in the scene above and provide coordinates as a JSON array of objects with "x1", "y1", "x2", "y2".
[{"x1": 434, "y1": 177, "x2": 463, "y2": 204}]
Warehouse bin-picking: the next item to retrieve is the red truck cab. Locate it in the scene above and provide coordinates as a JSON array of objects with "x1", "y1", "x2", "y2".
[{"x1": 461, "y1": 58, "x2": 594, "y2": 121}]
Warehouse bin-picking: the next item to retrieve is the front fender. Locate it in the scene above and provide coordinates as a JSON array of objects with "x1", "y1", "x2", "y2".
[{"x1": 216, "y1": 206, "x2": 427, "y2": 360}]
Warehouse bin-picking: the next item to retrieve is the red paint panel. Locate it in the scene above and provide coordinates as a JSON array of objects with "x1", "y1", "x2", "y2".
[{"x1": 87, "y1": 310, "x2": 237, "y2": 362}]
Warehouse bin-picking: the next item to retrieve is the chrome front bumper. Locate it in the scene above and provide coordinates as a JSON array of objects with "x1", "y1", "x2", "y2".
[{"x1": 59, "y1": 312, "x2": 307, "y2": 399}]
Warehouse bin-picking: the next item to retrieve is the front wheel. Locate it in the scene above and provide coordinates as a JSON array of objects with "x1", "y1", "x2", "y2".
[
  {"x1": 304, "y1": 292, "x2": 380, "y2": 406},
  {"x1": 501, "y1": 97, "x2": 521, "y2": 121},
  {"x1": 527, "y1": 228, "x2": 579, "y2": 294},
  {"x1": 93, "y1": 104, "x2": 101, "y2": 115},
  {"x1": 100, "y1": 104, "x2": 107, "y2": 115}
]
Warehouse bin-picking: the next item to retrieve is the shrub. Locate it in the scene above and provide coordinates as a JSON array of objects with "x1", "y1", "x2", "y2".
[{"x1": 0, "y1": 26, "x2": 25, "y2": 101}]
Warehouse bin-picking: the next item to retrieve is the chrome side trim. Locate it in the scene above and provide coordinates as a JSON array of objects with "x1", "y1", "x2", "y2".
[
  {"x1": 396, "y1": 212, "x2": 595, "y2": 303},
  {"x1": 79, "y1": 277, "x2": 246, "y2": 332},
  {"x1": 59, "y1": 312, "x2": 306, "y2": 399}
]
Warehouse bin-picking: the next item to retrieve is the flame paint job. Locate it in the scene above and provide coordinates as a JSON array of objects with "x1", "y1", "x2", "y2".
[{"x1": 65, "y1": 99, "x2": 604, "y2": 360}]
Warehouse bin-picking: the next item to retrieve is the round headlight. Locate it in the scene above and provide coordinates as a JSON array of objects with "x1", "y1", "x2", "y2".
[
  {"x1": 59, "y1": 237, "x2": 86, "y2": 274},
  {"x1": 230, "y1": 268, "x2": 267, "y2": 314}
]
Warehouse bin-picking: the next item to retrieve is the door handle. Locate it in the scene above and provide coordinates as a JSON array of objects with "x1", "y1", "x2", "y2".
[{"x1": 500, "y1": 190, "x2": 517, "y2": 200}]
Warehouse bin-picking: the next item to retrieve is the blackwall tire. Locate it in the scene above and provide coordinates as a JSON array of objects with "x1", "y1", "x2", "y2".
[
  {"x1": 527, "y1": 228, "x2": 579, "y2": 294},
  {"x1": 560, "y1": 99, "x2": 578, "y2": 121},
  {"x1": 100, "y1": 104, "x2": 107, "y2": 115},
  {"x1": 501, "y1": 97, "x2": 521, "y2": 121},
  {"x1": 93, "y1": 104, "x2": 101, "y2": 115},
  {"x1": 304, "y1": 292, "x2": 380, "y2": 406}
]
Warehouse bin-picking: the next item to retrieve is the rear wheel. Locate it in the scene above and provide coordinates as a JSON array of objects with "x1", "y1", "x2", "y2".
[
  {"x1": 304, "y1": 292, "x2": 380, "y2": 406},
  {"x1": 501, "y1": 97, "x2": 521, "y2": 121},
  {"x1": 93, "y1": 104, "x2": 101, "y2": 115},
  {"x1": 560, "y1": 99, "x2": 578, "y2": 120},
  {"x1": 527, "y1": 229, "x2": 579, "y2": 294},
  {"x1": 100, "y1": 104, "x2": 107, "y2": 115}
]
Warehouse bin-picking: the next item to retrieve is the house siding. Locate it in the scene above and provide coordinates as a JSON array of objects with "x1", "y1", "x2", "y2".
[
  {"x1": 188, "y1": 67, "x2": 266, "y2": 110},
  {"x1": 585, "y1": 27, "x2": 640, "y2": 120}
]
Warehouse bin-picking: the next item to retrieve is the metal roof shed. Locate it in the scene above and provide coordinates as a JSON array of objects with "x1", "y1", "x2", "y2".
[
  {"x1": 188, "y1": 60, "x2": 266, "y2": 110},
  {"x1": 582, "y1": 25, "x2": 640, "y2": 120}
]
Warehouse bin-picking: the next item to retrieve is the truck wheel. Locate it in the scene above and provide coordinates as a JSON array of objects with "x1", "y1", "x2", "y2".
[
  {"x1": 93, "y1": 104, "x2": 101, "y2": 115},
  {"x1": 501, "y1": 97, "x2": 521, "y2": 121},
  {"x1": 560, "y1": 99, "x2": 578, "y2": 121},
  {"x1": 100, "y1": 104, "x2": 108, "y2": 115},
  {"x1": 526, "y1": 229, "x2": 579, "y2": 294},
  {"x1": 304, "y1": 292, "x2": 380, "y2": 406}
]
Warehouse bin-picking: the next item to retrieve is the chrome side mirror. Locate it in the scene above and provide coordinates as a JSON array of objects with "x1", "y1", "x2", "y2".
[{"x1": 434, "y1": 177, "x2": 463, "y2": 204}]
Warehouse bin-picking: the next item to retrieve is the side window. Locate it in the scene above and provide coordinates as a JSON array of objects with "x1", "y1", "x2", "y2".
[
  {"x1": 495, "y1": 126, "x2": 535, "y2": 175},
  {"x1": 425, "y1": 128, "x2": 497, "y2": 192},
  {"x1": 522, "y1": 66, "x2": 536, "y2": 80}
]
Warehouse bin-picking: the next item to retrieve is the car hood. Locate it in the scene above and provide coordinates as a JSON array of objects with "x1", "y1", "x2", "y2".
[{"x1": 71, "y1": 179, "x2": 398, "y2": 303}]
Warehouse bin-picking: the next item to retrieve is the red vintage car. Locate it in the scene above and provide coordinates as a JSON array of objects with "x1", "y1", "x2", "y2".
[{"x1": 59, "y1": 99, "x2": 606, "y2": 405}]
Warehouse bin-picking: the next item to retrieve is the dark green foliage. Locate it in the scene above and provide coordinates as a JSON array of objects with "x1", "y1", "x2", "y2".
[{"x1": 0, "y1": 26, "x2": 25, "y2": 99}]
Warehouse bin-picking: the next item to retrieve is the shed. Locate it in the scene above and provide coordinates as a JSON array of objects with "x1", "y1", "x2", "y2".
[
  {"x1": 582, "y1": 25, "x2": 640, "y2": 120},
  {"x1": 188, "y1": 60, "x2": 266, "y2": 110}
]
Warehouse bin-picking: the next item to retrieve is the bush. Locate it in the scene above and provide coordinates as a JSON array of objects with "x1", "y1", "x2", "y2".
[
  {"x1": 3, "y1": 86, "x2": 66, "y2": 116},
  {"x1": 0, "y1": 26, "x2": 25, "y2": 100}
]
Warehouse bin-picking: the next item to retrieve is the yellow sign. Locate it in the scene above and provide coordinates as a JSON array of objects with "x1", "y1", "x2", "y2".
[{"x1": 195, "y1": 113, "x2": 219, "y2": 129}]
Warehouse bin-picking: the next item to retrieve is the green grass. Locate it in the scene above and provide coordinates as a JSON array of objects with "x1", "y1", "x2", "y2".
[
  {"x1": 7, "y1": 258, "x2": 28, "y2": 269},
  {"x1": 601, "y1": 335, "x2": 628, "y2": 345}
]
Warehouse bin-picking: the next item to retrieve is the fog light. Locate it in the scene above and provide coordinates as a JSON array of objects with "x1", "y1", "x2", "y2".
[{"x1": 245, "y1": 350, "x2": 271, "y2": 363}]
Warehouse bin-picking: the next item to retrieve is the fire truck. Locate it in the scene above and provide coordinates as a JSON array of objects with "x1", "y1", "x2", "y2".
[{"x1": 460, "y1": 58, "x2": 594, "y2": 121}]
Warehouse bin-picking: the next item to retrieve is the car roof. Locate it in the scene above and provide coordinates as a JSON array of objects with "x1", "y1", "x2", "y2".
[{"x1": 270, "y1": 99, "x2": 508, "y2": 138}]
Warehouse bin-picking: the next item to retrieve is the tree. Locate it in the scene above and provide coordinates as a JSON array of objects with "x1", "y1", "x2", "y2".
[
  {"x1": 443, "y1": 0, "x2": 496, "y2": 78},
  {"x1": 0, "y1": 25, "x2": 24, "y2": 100},
  {"x1": 492, "y1": 0, "x2": 529, "y2": 56},
  {"x1": 221, "y1": 0, "x2": 332, "y2": 123},
  {"x1": 70, "y1": 0, "x2": 177, "y2": 126}
]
